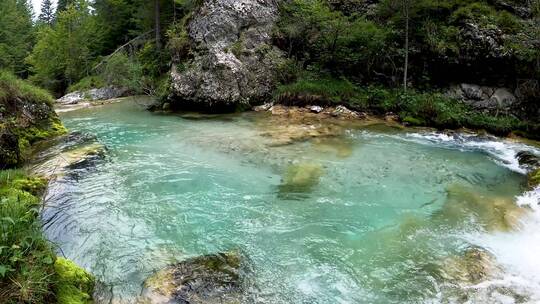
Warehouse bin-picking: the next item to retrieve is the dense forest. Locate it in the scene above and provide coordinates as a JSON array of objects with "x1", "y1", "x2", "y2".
[
  {"x1": 1, "y1": 0, "x2": 539, "y2": 135},
  {"x1": 0, "y1": 0, "x2": 540, "y2": 303}
]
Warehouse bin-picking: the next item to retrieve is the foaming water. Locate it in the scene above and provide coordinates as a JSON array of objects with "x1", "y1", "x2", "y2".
[{"x1": 42, "y1": 98, "x2": 540, "y2": 303}]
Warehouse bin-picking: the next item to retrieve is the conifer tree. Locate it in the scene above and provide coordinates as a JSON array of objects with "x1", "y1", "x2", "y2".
[{"x1": 38, "y1": 0, "x2": 55, "y2": 25}]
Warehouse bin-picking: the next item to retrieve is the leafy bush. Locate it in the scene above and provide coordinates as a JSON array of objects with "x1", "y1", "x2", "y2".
[
  {"x1": 275, "y1": 75, "x2": 534, "y2": 137},
  {"x1": 67, "y1": 75, "x2": 106, "y2": 93}
]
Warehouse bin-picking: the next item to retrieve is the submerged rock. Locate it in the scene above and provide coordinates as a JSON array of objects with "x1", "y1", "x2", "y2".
[
  {"x1": 433, "y1": 184, "x2": 528, "y2": 231},
  {"x1": 169, "y1": 0, "x2": 284, "y2": 110},
  {"x1": 30, "y1": 132, "x2": 107, "y2": 178},
  {"x1": 441, "y1": 247, "x2": 499, "y2": 285},
  {"x1": 140, "y1": 251, "x2": 244, "y2": 304},
  {"x1": 278, "y1": 163, "x2": 323, "y2": 195}
]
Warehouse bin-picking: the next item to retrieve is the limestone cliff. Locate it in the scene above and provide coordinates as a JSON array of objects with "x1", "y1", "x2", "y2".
[{"x1": 169, "y1": 0, "x2": 284, "y2": 111}]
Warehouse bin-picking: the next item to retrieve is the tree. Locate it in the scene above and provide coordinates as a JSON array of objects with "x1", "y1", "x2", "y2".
[
  {"x1": 155, "y1": 0, "x2": 162, "y2": 50},
  {"x1": 28, "y1": 0, "x2": 101, "y2": 92},
  {"x1": 0, "y1": 0, "x2": 34, "y2": 77},
  {"x1": 401, "y1": 0, "x2": 411, "y2": 92},
  {"x1": 38, "y1": 0, "x2": 55, "y2": 25},
  {"x1": 56, "y1": 0, "x2": 74, "y2": 14}
]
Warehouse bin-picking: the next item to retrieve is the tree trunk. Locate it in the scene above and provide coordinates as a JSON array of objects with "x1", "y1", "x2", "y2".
[
  {"x1": 403, "y1": 0, "x2": 409, "y2": 92},
  {"x1": 155, "y1": 0, "x2": 161, "y2": 50}
]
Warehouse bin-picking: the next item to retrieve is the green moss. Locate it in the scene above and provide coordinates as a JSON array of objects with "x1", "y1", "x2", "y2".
[
  {"x1": 402, "y1": 116, "x2": 425, "y2": 126},
  {"x1": 529, "y1": 169, "x2": 540, "y2": 188},
  {"x1": 54, "y1": 258, "x2": 95, "y2": 304}
]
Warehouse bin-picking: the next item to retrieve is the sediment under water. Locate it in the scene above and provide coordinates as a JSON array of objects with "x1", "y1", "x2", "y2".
[{"x1": 41, "y1": 97, "x2": 540, "y2": 303}]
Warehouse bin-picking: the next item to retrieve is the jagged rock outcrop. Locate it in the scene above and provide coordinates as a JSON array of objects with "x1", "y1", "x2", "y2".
[
  {"x1": 57, "y1": 86, "x2": 129, "y2": 105},
  {"x1": 169, "y1": 0, "x2": 285, "y2": 111},
  {"x1": 447, "y1": 83, "x2": 519, "y2": 112}
]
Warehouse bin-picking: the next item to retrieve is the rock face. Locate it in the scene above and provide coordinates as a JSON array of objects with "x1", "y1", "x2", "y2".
[
  {"x1": 447, "y1": 83, "x2": 519, "y2": 112},
  {"x1": 57, "y1": 86, "x2": 129, "y2": 105},
  {"x1": 140, "y1": 251, "x2": 245, "y2": 304},
  {"x1": 169, "y1": 0, "x2": 284, "y2": 111},
  {"x1": 0, "y1": 72, "x2": 64, "y2": 168}
]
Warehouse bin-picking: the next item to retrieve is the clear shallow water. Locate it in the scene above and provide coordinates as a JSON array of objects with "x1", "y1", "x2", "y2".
[{"x1": 44, "y1": 98, "x2": 540, "y2": 303}]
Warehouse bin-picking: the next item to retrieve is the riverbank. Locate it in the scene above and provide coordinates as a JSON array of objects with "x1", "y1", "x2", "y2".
[
  {"x1": 272, "y1": 78, "x2": 540, "y2": 140},
  {"x1": 0, "y1": 72, "x2": 95, "y2": 303}
]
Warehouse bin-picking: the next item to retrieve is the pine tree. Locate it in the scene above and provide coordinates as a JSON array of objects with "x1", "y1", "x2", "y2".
[
  {"x1": 38, "y1": 0, "x2": 55, "y2": 25},
  {"x1": 0, "y1": 0, "x2": 34, "y2": 76},
  {"x1": 56, "y1": 0, "x2": 73, "y2": 14}
]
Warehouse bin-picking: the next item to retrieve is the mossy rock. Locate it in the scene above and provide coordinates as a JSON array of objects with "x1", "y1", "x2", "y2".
[
  {"x1": 441, "y1": 247, "x2": 498, "y2": 285},
  {"x1": 278, "y1": 163, "x2": 323, "y2": 195},
  {"x1": 433, "y1": 184, "x2": 528, "y2": 231},
  {"x1": 54, "y1": 258, "x2": 95, "y2": 304},
  {"x1": 141, "y1": 251, "x2": 244, "y2": 304},
  {"x1": 529, "y1": 169, "x2": 540, "y2": 188}
]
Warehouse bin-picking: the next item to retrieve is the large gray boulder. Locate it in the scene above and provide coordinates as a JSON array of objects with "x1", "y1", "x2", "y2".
[{"x1": 170, "y1": 0, "x2": 284, "y2": 110}]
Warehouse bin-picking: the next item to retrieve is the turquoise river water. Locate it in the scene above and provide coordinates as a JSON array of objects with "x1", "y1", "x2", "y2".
[{"x1": 43, "y1": 98, "x2": 540, "y2": 303}]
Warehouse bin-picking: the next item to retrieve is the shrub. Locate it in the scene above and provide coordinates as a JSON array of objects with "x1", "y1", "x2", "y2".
[{"x1": 67, "y1": 75, "x2": 106, "y2": 93}]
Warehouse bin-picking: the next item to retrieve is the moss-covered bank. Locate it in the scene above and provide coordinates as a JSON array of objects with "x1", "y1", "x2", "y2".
[
  {"x1": 0, "y1": 71, "x2": 94, "y2": 303},
  {"x1": 0, "y1": 70, "x2": 67, "y2": 168},
  {"x1": 0, "y1": 169, "x2": 95, "y2": 303}
]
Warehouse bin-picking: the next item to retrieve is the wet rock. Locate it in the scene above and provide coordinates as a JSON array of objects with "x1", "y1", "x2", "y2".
[
  {"x1": 162, "y1": 102, "x2": 171, "y2": 111},
  {"x1": 278, "y1": 163, "x2": 323, "y2": 194},
  {"x1": 169, "y1": 0, "x2": 284, "y2": 109},
  {"x1": 433, "y1": 184, "x2": 528, "y2": 231},
  {"x1": 309, "y1": 105, "x2": 323, "y2": 113},
  {"x1": 516, "y1": 151, "x2": 540, "y2": 170},
  {"x1": 253, "y1": 102, "x2": 273, "y2": 112},
  {"x1": 441, "y1": 247, "x2": 499, "y2": 285},
  {"x1": 57, "y1": 86, "x2": 129, "y2": 105},
  {"x1": 30, "y1": 132, "x2": 107, "y2": 178},
  {"x1": 140, "y1": 251, "x2": 244, "y2": 304},
  {"x1": 328, "y1": 105, "x2": 360, "y2": 119}
]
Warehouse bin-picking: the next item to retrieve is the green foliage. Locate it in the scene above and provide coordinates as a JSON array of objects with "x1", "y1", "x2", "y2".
[
  {"x1": 0, "y1": 70, "x2": 54, "y2": 106},
  {"x1": 276, "y1": 0, "x2": 389, "y2": 77},
  {"x1": 38, "y1": 0, "x2": 56, "y2": 26},
  {"x1": 0, "y1": 170, "x2": 95, "y2": 303},
  {"x1": 0, "y1": 169, "x2": 55, "y2": 303},
  {"x1": 54, "y1": 257, "x2": 95, "y2": 304},
  {"x1": 101, "y1": 52, "x2": 143, "y2": 90},
  {"x1": 0, "y1": 0, "x2": 34, "y2": 77},
  {"x1": 68, "y1": 76, "x2": 106, "y2": 93},
  {"x1": 28, "y1": 0, "x2": 101, "y2": 93}
]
